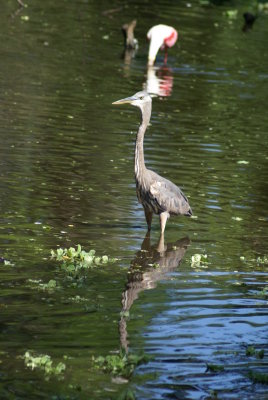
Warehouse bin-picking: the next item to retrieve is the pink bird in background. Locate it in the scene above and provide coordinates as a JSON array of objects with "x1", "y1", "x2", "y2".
[{"x1": 147, "y1": 24, "x2": 178, "y2": 66}]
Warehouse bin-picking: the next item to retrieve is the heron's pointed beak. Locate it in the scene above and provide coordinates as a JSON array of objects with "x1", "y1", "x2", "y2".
[{"x1": 112, "y1": 95, "x2": 136, "y2": 105}]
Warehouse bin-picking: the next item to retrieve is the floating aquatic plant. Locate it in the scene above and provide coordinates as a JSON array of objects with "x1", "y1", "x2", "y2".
[
  {"x1": 224, "y1": 10, "x2": 238, "y2": 19},
  {"x1": 23, "y1": 351, "x2": 66, "y2": 379},
  {"x1": 208, "y1": 390, "x2": 219, "y2": 400},
  {"x1": 206, "y1": 363, "x2": 224, "y2": 373},
  {"x1": 246, "y1": 346, "x2": 264, "y2": 359},
  {"x1": 27, "y1": 279, "x2": 58, "y2": 292},
  {"x1": 256, "y1": 255, "x2": 268, "y2": 264},
  {"x1": 68, "y1": 295, "x2": 88, "y2": 303},
  {"x1": 237, "y1": 160, "x2": 249, "y2": 165},
  {"x1": 199, "y1": 0, "x2": 210, "y2": 6},
  {"x1": 248, "y1": 370, "x2": 268, "y2": 385},
  {"x1": 51, "y1": 244, "x2": 117, "y2": 274},
  {"x1": 21, "y1": 15, "x2": 30, "y2": 21},
  {"x1": 0, "y1": 258, "x2": 14, "y2": 266},
  {"x1": 148, "y1": 262, "x2": 160, "y2": 269},
  {"x1": 120, "y1": 310, "x2": 130, "y2": 318},
  {"x1": 240, "y1": 255, "x2": 268, "y2": 265},
  {"x1": 118, "y1": 388, "x2": 136, "y2": 400},
  {"x1": 92, "y1": 349, "x2": 152, "y2": 378},
  {"x1": 191, "y1": 253, "x2": 208, "y2": 268},
  {"x1": 258, "y1": 2, "x2": 268, "y2": 13},
  {"x1": 257, "y1": 286, "x2": 268, "y2": 297},
  {"x1": 232, "y1": 216, "x2": 243, "y2": 221}
]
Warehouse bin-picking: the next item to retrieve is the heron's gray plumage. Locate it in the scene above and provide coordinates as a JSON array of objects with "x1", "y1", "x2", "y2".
[
  {"x1": 113, "y1": 90, "x2": 192, "y2": 234},
  {"x1": 140, "y1": 171, "x2": 191, "y2": 215}
]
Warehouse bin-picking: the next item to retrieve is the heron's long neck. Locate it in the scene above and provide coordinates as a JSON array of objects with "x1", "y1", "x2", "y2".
[{"x1": 135, "y1": 103, "x2": 151, "y2": 180}]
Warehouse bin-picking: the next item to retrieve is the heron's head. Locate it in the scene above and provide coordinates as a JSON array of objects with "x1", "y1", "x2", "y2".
[{"x1": 112, "y1": 91, "x2": 151, "y2": 109}]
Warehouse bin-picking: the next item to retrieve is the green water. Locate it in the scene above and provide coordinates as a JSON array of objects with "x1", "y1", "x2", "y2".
[{"x1": 0, "y1": 0, "x2": 267, "y2": 399}]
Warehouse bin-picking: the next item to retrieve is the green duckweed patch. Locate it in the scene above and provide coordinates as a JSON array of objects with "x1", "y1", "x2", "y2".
[
  {"x1": 206, "y1": 363, "x2": 224, "y2": 373},
  {"x1": 23, "y1": 351, "x2": 66, "y2": 380},
  {"x1": 92, "y1": 349, "x2": 152, "y2": 379},
  {"x1": 246, "y1": 346, "x2": 264, "y2": 359},
  {"x1": 248, "y1": 370, "x2": 268, "y2": 385},
  {"x1": 51, "y1": 244, "x2": 117, "y2": 274}
]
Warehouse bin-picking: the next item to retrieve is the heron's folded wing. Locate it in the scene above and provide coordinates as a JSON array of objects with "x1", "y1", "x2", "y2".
[{"x1": 149, "y1": 179, "x2": 190, "y2": 215}]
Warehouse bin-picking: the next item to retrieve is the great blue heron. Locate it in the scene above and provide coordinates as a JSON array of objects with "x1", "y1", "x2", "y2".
[
  {"x1": 113, "y1": 91, "x2": 192, "y2": 234},
  {"x1": 147, "y1": 24, "x2": 178, "y2": 66}
]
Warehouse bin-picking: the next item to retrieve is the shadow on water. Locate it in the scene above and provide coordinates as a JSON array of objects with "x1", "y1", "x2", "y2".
[{"x1": 119, "y1": 233, "x2": 190, "y2": 352}]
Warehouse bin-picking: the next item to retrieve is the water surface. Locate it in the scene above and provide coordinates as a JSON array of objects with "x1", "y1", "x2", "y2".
[{"x1": 0, "y1": 0, "x2": 267, "y2": 399}]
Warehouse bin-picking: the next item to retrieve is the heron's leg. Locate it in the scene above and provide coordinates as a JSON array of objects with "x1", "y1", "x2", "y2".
[
  {"x1": 144, "y1": 207, "x2": 153, "y2": 231},
  {"x1": 159, "y1": 212, "x2": 169, "y2": 234}
]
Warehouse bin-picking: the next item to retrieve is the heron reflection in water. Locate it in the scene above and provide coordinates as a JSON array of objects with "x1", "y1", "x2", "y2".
[
  {"x1": 119, "y1": 233, "x2": 190, "y2": 351},
  {"x1": 113, "y1": 91, "x2": 192, "y2": 234}
]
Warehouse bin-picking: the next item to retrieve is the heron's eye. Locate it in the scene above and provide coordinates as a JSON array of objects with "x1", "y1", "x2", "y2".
[{"x1": 140, "y1": 96, "x2": 144, "y2": 100}]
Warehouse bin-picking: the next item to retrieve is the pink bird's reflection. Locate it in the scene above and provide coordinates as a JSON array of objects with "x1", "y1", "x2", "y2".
[{"x1": 144, "y1": 65, "x2": 174, "y2": 97}]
